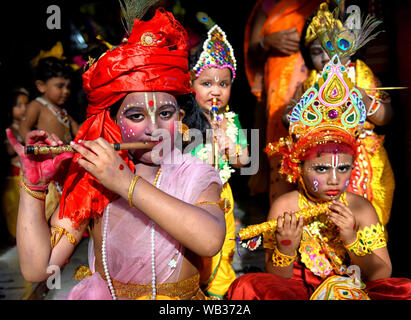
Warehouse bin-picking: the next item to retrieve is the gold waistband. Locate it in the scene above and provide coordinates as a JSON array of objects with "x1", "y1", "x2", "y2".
[{"x1": 98, "y1": 268, "x2": 205, "y2": 300}]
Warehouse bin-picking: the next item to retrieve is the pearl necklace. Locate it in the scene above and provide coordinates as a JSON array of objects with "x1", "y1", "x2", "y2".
[{"x1": 102, "y1": 168, "x2": 162, "y2": 300}]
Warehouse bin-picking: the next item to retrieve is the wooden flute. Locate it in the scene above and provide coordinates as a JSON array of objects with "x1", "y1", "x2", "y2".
[{"x1": 24, "y1": 142, "x2": 156, "y2": 155}]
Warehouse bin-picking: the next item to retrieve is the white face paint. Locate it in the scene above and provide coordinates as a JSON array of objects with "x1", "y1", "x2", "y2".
[
  {"x1": 331, "y1": 154, "x2": 338, "y2": 180},
  {"x1": 145, "y1": 92, "x2": 157, "y2": 125},
  {"x1": 312, "y1": 180, "x2": 319, "y2": 192},
  {"x1": 214, "y1": 75, "x2": 220, "y2": 83}
]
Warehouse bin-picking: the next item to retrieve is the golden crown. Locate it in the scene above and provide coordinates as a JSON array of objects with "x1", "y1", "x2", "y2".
[{"x1": 266, "y1": 54, "x2": 366, "y2": 182}]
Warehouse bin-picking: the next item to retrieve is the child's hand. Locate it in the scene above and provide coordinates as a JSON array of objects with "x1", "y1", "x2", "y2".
[
  {"x1": 70, "y1": 138, "x2": 133, "y2": 197},
  {"x1": 214, "y1": 128, "x2": 236, "y2": 159},
  {"x1": 327, "y1": 200, "x2": 357, "y2": 245},
  {"x1": 357, "y1": 87, "x2": 374, "y2": 112},
  {"x1": 6, "y1": 128, "x2": 73, "y2": 186},
  {"x1": 263, "y1": 28, "x2": 300, "y2": 56},
  {"x1": 275, "y1": 211, "x2": 304, "y2": 255}
]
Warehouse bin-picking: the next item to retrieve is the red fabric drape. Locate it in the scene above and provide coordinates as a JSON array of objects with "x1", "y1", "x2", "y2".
[{"x1": 227, "y1": 262, "x2": 411, "y2": 300}]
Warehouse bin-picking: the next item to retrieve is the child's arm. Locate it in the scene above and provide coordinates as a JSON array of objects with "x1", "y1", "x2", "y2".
[
  {"x1": 215, "y1": 114, "x2": 249, "y2": 169},
  {"x1": 327, "y1": 195, "x2": 392, "y2": 281},
  {"x1": 6, "y1": 129, "x2": 84, "y2": 282},
  {"x1": 265, "y1": 192, "x2": 303, "y2": 278},
  {"x1": 19, "y1": 100, "x2": 41, "y2": 141},
  {"x1": 71, "y1": 138, "x2": 226, "y2": 258},
  {"x1": 358, "y1": 87, "x2": 393, "y2": 126},
  {"x1": 68, "y1": 114, "x2": 80, "y2": 137}
]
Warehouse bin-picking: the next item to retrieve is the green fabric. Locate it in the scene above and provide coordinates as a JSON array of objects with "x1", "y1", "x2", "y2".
[
  {"x1": 234, "y1": 114, "x2": 248, "y2": 148},
  {"x1": 190, "y1": 112, "x2": 247, "y2": 172}
]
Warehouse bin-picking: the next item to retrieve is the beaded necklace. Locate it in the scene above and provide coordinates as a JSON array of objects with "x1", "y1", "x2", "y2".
[
  {"x1": 35, "y1": 97, "x2": 71, "y2": 143},
  {"x1": 102, "y1": 167, "x2": 162, "y2": 300}
]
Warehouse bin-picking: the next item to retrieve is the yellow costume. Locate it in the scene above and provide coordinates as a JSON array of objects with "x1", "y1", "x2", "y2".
[
  {"x1": 302, "y1": 60, "x2": 395, "y2": 226},
  {"x1": 199, "y1": 182, "x2": 236, "y2": 299}
]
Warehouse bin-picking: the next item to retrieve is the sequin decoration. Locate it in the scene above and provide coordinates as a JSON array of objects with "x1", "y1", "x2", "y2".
[
  {"x1": 192, "y1": 24, "x2": 237, "y2": 79},
  {"x1": 310, "y1": 275, "x2": 370, "y2": 300}
]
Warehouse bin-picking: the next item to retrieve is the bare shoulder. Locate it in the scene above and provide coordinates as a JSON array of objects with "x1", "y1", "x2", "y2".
[
  {"x1": 267, "y1": 190, "x2": 300, "y2": 220},
  {"x1": 346, "y1": 192, "x2": 380, "y2": 227},
  {"x1": 27, "y1": 99, "x2": 42, "y2": 112}
]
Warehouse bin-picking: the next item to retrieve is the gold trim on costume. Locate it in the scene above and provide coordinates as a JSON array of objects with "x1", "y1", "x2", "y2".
[{"x1": 99, "y1": 271, "x2": 205, "y2": 300}]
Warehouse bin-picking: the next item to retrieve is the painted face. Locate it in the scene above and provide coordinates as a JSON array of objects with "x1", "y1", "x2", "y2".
[
  {"x1": 302, "y1": 152, "x2": 353, "y2": 201},
  {"x1": 116, "y1": 92, "x2": 180, "y2": 164},
  {"x1": 12, "y1": 94, "x2": 28, "y2": 121},
  {"x1": 309, "y1": 39, "x2": 330, "y2": 72},
  {"x1": 191, "y1": 67, "x2": 232, "y2": 115}
]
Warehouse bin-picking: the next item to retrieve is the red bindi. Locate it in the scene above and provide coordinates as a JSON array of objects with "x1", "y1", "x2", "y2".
[
  {"x1": 148, "y1": 100, "x2": 154, "y2": 107},
  {"x1": 119, "y1": 164, "x2": 124, "y2": 170},
  {"x1": 280, "y1": 240, "x2": 292, "y2": 246}
]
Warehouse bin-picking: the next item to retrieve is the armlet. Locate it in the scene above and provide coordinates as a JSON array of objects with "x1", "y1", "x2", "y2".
[{"x1": 357, "y1": 222, "x2": 387, "y2": 252}]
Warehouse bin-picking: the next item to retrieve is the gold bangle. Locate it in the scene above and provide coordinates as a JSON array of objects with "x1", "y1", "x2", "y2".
[
  {"x1": 344, "y1": 233, "x2": 370, "y2": 256},
  {"x1": 272, "y1": 246, "x2": 297, "y2": 267},
  {"x1": 128, "y1": 175, "x2": 141, "y2": 208},
  {"x1": 20, "y1": 178, "x2": 48, "y2": 200}
]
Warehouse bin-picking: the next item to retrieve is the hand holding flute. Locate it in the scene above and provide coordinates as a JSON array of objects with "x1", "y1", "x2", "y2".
[
  {"x1": 237, "y1": 201, "x2": 333, "y2": 241},
  {"x1": 24, "y1": 141, "x2": 156, "y2": 155},
  {"x1": 6, "y1": 129, "x2": 74, "y2": 186}
]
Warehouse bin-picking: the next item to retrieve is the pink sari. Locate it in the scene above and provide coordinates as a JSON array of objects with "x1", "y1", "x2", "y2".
[{"x1": 67, "y1": 149, "x2": 222, "y2": 299}]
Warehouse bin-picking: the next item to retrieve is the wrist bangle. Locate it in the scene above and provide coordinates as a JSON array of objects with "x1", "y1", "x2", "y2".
[
  {"x1": 20, "y1": 178, "x2": 48, "y2": 200},
  {"x1": 128, "y1": 175, "x2": 141, "y2": 208},
  {"x1": 272, "y1": 245, "x2": 297, "y2": 267}
]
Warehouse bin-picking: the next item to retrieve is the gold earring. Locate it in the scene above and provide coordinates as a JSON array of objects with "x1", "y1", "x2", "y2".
[{"x1": 178, "y1": 121, "x2": 190, "y2": 142}]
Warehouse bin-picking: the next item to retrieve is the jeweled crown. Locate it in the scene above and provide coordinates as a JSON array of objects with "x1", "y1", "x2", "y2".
[
  {"x1": 266, "y1": 54, "x2": 366, "y2": 183},
  {"x1": 192, "y1": 24, "x2": 237, "y2": 78},
  {"x1": 289, "y1": 54, "x2": 366, "y2": 142}
]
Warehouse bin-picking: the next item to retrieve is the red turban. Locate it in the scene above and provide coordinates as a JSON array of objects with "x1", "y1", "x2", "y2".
[{"x1": 59, "y1": 8, "x2": 192, "y2": 228}]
